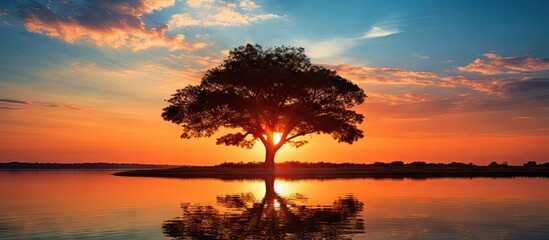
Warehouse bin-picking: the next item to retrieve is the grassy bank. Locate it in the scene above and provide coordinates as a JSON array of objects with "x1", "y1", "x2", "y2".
[{"x1": 114, "y1": 164, "x2": 549, "y2": 180}]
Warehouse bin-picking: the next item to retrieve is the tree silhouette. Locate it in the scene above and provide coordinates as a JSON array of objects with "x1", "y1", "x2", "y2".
[
  {"x1": 163, "y1": 177, "x2": 365, "y2": 240},
  {"x1": 162, "y1": 44, "x2": 366, "y2": 167}
]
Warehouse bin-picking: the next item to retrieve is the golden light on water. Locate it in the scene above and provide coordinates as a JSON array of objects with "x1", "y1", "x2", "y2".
[
  {"x1": 274, "y1": 180, "x2": 286, "y2": 193},
  {"x1": 274, "y1": 180, "x2": 301, "y2": 195}
]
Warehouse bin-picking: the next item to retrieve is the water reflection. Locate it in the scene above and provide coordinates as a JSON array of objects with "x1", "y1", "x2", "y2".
[{"x1": 163, "y1": 177, "x2": 365, "y2": 239}]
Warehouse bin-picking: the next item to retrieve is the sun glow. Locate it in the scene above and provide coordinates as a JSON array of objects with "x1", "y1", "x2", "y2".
[
  {"x1": 274, "y1": 180, "x2": 287, "y2": 194},
  {"x1": 273, "y1": 132, "x2": 282, "y2": 145},
  {"x1": 273, "y1": 180, "x2": 302, "y2": 196},
  {"x1": 264, "y1": 132, "x2": 283, "y2": 144}
]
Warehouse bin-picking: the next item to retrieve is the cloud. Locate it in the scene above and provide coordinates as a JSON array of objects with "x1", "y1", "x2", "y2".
[
  {"x1": 298, "y1": 38, "x2": 357, "y2": 59},
  {"x1": 0, "y1": 98, "x2": 32, "y2": 104},
  {"x1": 168, "y1": 0, "x2": 282, "y2": 28},
  {"x1": 324, "y1": 63, "x2": 441, "y2": 86},
  {"x1": 414, "y1": 53, "x2": 429, "y2": 59},
  {"x1": 320, "y1": 61, "x2": 549, "y2": 122},
  {"x1": 167, "y1": 14, "x2": 203, "y2": 28},
  {"x1": 297, "y1": 23, "x2": 399, "y2": 59},
  {"x1": 441, "y1": 75, "x2": 549, "y2": 100},
  {"x1": 68, "y1": 62, "x2": 96, "y2": 72},
  {"x1": 323, "y1": 59, "x2": 547, "y2": 101},
  {"x1": 8, "y1": 0, "x2": 205, "y2": 51},
  {"x1": 361, "y1": 26, "x2": 399, "y2": 39},
  {"x1": 458, "y1": 53, "x2": 549, "y2": 75},
  {"x1": 361, "y1": 92, "x2": 463, "y2": 120},
  {"x1": 0, "y1": 106, "x2": 29, "y2": 110},
  {"x1": 0, "y1": 98, "x2": 86, "y2": 111},
  {"x1": 512, "y1": 116, "x2": 536, "y2": 120},
  {"x1": 45, "y1": 103, "x2": 84, "y2": 110},
  {"x1": 368, "y1": 92, "x2": 449, "y2": 105},
  {"x1": 503, "y1": 78, "x2": 549, "y2": 93},
  {"x1": 142, "y1": 62, "x2": 208, "y2": 84},
  {"x1": 187, "y1": 0, "x2": 216, "y2": 8},
  {"x1": 239, "y1": 0, "x2": 260, "y2": 11},
  {"x1": 441, "y1": 76, "x2": 507, "y2": 94}
]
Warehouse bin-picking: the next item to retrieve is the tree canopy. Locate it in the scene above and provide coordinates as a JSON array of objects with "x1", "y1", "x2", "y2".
[{"x1": 162, "y1": 44, "x2": 366, "y2": 166}]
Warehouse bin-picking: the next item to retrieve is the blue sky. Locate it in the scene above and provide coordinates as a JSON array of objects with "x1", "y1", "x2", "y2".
[
  {"x1": 0, "y1": 0, "x2": 548, "y2": 164},
  {"x1": 2, "y1": 0, "x2": 547, "y2": 72}
]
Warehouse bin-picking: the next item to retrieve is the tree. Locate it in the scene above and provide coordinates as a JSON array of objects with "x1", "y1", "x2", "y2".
[
  {"x1": 163, "y1": 177, "x2": 365, "y2": 239},
  {"x1": 162, "y1": 44, "x2": 366, "y2": 167}
]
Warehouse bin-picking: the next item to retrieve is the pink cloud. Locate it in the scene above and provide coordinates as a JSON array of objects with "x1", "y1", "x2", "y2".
[
  {"x1": 367, "y1": 92, "x2": 450, "y2": 105},
  {"x1": 441, "y1": 76, "x2": 509, "y2": 94},
  {"x1": 324, "y1": 64, "x2": 441, "y2": 86},
  {"x1": 168, "y1": 1, "x2": 282, "y2": 28},
  {"x1": 14, "y1": 0, "x2": 205, "y2": 51},
  {"x1": 441, "y1": 75, "x2": 549, "y2": 98},
  {"x1": 359, "y1": 91, "x2": 466, "y2": 121},
  {"x1": 458, "y1": 53, "x2": 549, "y2": 75}
]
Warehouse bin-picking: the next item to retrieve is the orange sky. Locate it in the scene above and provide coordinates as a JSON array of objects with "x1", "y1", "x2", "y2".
[
  {"x1": 1, "y1": 93, "x2": 547, "y2": 165},
  {"x1": 0, "y1": 59, "x2": 547, "y2": 165},
  {"x1": 1, "y1": 0, "x2": 548, "y2": 165}
]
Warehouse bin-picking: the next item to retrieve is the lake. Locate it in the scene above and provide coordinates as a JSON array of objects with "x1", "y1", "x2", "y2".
[{"x1": 0, "y1": 171, "x2": 548, "y2": 239}]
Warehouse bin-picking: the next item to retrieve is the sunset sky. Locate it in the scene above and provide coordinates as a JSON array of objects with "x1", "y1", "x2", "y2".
[{"x1": 1, "y1": 0, "x2": 548, "y2": 165}]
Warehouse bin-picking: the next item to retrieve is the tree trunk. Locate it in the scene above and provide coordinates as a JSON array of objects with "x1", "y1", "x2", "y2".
[
  {"x1": 264, "y1": 177, "x2": 276, "y2": 197},
  {"x1": 264, "y1": 146, "x2": 276, "y2": 169},
  {"x1": 263, "y1": 176, "x2": 276, "y2": 215}
]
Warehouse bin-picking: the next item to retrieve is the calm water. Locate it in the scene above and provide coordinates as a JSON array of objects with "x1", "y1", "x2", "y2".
[{"x1": 0, "y1": 171, "x2": 548, "y2": 240}]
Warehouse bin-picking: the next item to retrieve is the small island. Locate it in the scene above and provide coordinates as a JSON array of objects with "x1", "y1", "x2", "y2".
[{"x1": 114, "y1": 161, "x2": 549, "y2": 180}]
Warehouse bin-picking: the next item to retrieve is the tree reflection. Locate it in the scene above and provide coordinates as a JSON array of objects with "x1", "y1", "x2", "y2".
[{"x1": 163, "y1": 177, "x2": 364, "y2": 240}]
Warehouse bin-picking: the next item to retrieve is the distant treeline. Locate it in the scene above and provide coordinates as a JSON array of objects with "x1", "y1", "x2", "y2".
[
  {"x1": 3, "y1": 161, "x2": 546, "y2": 170},
  {"x1": 0, "y1": 162, "x2": 178, "y2": 170},
  {"x1": 216, "y1": 160, "x2": 548, "y2": 168}
]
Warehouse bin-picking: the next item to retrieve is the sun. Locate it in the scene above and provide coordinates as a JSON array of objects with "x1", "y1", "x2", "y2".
[
  {"x1": 273, "y1": 132, "x2": 282, "y2": 145},
  {"x1": 264, "y1": 132, "x2": 283, "y2": 144}
]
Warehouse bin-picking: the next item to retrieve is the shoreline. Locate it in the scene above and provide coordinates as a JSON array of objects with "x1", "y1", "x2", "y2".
[{"x1": 113, "y1": 165, "x2": 549, "y2": 180}]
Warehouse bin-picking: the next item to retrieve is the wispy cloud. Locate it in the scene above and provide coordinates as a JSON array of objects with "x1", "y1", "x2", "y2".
[
  {"x1": 297, "y1": 22, "x2": 399, "y2": 59},
  {"x1": 297, "y1": 38, "x2": 356, "y2": 59},
  {"x1": 0, "y1": 98, "x2": 86, "y2": 111},
  {"x1": 512, "y1": 116, "x2": 536, "y2": 120},
  {"x1": 324, "y1": 63, "x2": 441, "y2": 86},
  {"x1": 187, "y1": 0, "x2": 216, "y2": 8},
  {"x1": 414, "y1": 53, "x2": 430, "y2": 59},
  {"x1": 361, "y1": 91, "x2": 462, "y2": 120},
  {"x1": 361, "y1": 26, "x2": 400, "y2": 39},
  {"x1": 441, "y1": 75, "x2": 549, "y2": 99},
  {"x1": 44, "y1": 103, "x2": 84, "y2": 110},
  {"x1": 168, "y1": 0, "x2": 283, "y2": 28},
  {"x1": 68, "y1": 62, "x2": 96, "y2": 72},
  {"x1": 458, "y1": 53, "x2": 549, "y2": 75},
  {"x1": 0, "y1": 106, "x2": 29, "y2": 110},
  {"x1": 328, "y1": 59, "x2": 549, "y2": 102},
  {"x1": 368, "y1": 92, "x2": 449, "y2": 105},
  {"x1": 239, "y1": 0, "x2": 260, "y2": 11},
  {"x1": 441, "y1": 76, "x2": 514, "y2": 95},
  {"x1": 0, "y1": 98, "x2": 32, "y2": 104},
  {"x1": 321, "y1": 59, "x2": 549, "y2": 124}
]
